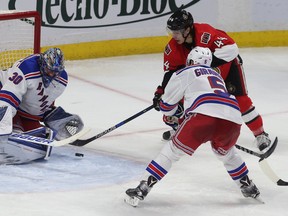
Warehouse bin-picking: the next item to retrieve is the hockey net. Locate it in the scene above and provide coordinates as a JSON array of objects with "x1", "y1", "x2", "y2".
[{"x1": 0, "y1": 10, "x2": 41, "y2": 70}]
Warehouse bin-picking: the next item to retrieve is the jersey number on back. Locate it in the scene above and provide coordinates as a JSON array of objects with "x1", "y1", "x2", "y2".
[{"x1": 207, "y1": 76, "x2": 228, "y2": 95}]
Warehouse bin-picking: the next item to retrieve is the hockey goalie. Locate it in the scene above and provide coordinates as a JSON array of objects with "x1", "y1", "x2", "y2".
[{"x1": 0, "y1": 48, "x2": 84, "y2": 165}]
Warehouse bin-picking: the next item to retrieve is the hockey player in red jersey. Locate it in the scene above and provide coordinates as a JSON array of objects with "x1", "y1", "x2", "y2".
[
  {"x1": 153, "y1": 9, "x2": 271, "y2": 152},
  {"x1": 125, "y1": 47, "x2": 261, "y2": 207}
]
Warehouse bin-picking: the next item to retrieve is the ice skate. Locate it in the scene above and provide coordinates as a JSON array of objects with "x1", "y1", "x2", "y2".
[
  {"x1": 255, "y1": 132, "x2": 271, "y2": 151},
  {"x1": 124, "y1": 180, "x2": 150, "y2": 207},
  {"x1": 240, "y1": 175, "x2": 260, "y2": 199},
  {"x1": 124, "y1": 176, "x2": 157, "y2": 207}
]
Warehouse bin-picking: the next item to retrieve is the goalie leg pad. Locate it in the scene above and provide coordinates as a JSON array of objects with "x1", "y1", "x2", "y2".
[
  {"x1": 44, "y1": 106, "x2": 84, "y2": 140},
  {"x1": 2, "y1": 138, "x2": 47, "y2": 165},
  {"x1": 22, "y1": 127, "x2": 56, "y2": 159},
  {"x1": 0, "y1": 127, "x2": 55, "y2": 165}
]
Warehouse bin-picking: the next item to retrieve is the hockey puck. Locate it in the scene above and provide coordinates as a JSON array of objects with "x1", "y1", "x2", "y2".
[{"x1": 75, "y1": 153, "x2": 84, "y2": 157}]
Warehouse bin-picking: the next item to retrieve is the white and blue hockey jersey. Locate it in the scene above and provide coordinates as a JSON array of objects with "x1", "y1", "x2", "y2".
[
  {"x1": 159, "y1": 65, "x2": 242, "y2": 125},
  {"x1": 0, "y1": 54, "x2": 68, "y2": 134}
]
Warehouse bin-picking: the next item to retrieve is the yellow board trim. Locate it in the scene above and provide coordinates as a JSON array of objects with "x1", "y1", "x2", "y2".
[{"x1": 41, "y1": 30, "x2": 288, "y2": 60}]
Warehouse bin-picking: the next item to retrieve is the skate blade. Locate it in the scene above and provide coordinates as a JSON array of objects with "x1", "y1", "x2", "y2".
[
  {"x1": 252, "y1": 196, "x2": 265, "y2": 204},
  {"x1": 124, "y1": 195, "x2": 140, "y2": 207}
]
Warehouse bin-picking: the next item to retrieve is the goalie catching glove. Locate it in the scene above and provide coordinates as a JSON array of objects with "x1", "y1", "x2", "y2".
[{"x1": 43, "y1": 106, "x2": 84, "y2": 141}]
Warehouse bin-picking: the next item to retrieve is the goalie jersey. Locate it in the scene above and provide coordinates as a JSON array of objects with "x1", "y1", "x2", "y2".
[
  {"x1": 0, "y1": 54, "x2": 68, "y2": 122},
  {"x1": 159, "y1": 65, "x2": 242, "y2": 125}
]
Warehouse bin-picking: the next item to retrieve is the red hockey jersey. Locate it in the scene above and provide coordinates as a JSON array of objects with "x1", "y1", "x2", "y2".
[{"x1": 163, "y1": 23, "x2": 239, "y2": 79}]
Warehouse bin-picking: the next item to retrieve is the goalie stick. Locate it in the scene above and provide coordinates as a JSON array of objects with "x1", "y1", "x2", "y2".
[
  {"x1": 69, "y1": 104, "x2": 155, "y2": 147},
  {"x1": 8, "y1": 103, "x2": 154, "y2": 148},
  {"x1": 9, "y1": 127, "x2": 92, "y2": 147},
  {"x1": 236, "y1": 137, "x2": 288, "y2": 186}
]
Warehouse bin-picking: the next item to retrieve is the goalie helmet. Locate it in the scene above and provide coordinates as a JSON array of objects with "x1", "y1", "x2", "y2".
[
  {"x1": 167, "y1": 9, "x2": 194, "y2": 31},
  {"x1": 186, "y1": 46, "x2": 212, "y2": 66},
  {"x1": 39, "y1": 47, "x2": 65, "y2": 88}
]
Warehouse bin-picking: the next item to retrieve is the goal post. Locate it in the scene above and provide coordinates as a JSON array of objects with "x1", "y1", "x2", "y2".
[{"x1": 0, "y1": 10, "x2": 41, "y2": 70}]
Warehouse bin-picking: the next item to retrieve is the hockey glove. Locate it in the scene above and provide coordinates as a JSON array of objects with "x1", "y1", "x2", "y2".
[
  {"x1": 163, "y1": 115, "x2": 179, "y2": 130},
  {"x1": 43, "y1": 106, "x2": 84, "y2": 140},
  {"x1": 153, "y1": 85, "x2": 164, "y2": 111},
  {"x1": 162, "y1": 102, "x2": 184, "y2": 130}
]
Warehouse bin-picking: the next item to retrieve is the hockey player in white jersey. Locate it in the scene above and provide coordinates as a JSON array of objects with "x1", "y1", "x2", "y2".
[
  {"x1": 124, "y1": 47, "x2": 260, "y2": 207},
  {"x1": 0, "y1": 48, "x2": 84, "y2": 164}
]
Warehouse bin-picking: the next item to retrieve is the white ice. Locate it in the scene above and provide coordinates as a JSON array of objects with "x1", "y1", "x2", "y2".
[{"x1": 0, "y1": 47, "x2": 287, "y2": 216}]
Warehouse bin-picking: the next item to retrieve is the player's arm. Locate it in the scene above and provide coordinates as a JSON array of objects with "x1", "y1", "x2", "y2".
[
  {"x1": 211, "y1": 44, "x2": 239, "y2": 67},
  {"x1": 160, "y1": 74, "x2": 184, "y2": 116},
  {"x1": 0, "y1": 66, "x2": 27, "y2": 119},
  {"x1": 153, "y1": 68, "x2": 176, "y2": 110},
  {"x1": 210, "y1": 29, "x2": 239, "y2": 68},
  {"x1": 153, "y1": 43, "x2": 186, "y2": 111}
]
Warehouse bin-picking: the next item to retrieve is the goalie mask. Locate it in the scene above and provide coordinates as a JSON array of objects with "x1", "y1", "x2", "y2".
[
  {"x1": 39, "y1": 48, "x2": 65, "y2": 88},
  {"x1": 186, "y1": 46, "x2": 212, "y2": 66}
]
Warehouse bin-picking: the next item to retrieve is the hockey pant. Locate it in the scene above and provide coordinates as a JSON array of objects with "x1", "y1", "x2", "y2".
[
  {"x1": 13, "y1": 112, "x2": 43, "y2": 132},
  {"x1": 144, "y1": 114, "x2": 249, "y2": 186},
  {"x1": 0, "y1": 127, "x2": 54, "y2": 165}
]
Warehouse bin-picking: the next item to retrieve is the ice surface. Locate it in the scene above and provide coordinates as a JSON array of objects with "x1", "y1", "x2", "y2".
[{"x1": 0, "y1": 47, "x2": 287, "y2": 216}]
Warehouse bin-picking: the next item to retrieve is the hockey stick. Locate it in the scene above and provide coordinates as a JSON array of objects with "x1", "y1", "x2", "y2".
[
  {"x1": 236, "y1": 137, "x2": 288, "y2": 186},
  {"x1": 53, "y1": 127, "x2": 92, "y2": 147},
  {"x1": 9, "y1": 127, "x2": 92, "y2": 147},
  {"x1": 258, "y1": 159, "x2": 288, "y2": 186},
  {"x1": 235, "y1": 137, "x2": 278, "y2": 159},
  {"x1": 69, "y1": 104, "x2": 155, "y2": 147}
]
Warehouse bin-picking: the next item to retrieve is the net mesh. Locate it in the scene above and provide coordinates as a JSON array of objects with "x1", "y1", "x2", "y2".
[{"x1": 0, "y1": 11, "x2": 38, "y2": 70}]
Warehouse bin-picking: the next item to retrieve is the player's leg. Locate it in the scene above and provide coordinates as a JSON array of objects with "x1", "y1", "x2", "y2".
[
  {"x1": 214, "y1": 147, "x2": 260, "y2": 198},
  {"x1": 236, "y1": 95, "x2": 271, "y2": 151},
  {"x1": 125, "y1": 113, "x2": 212, "y2": 206},
  {"x1": 125, "y1": 140, "x2": 186, "y2": 206},
  {"x1": 223, "y1": 56, "x2": 271, "y2": 151},
  {"x1": 211, "y1": 118, "x2": 260, "y2": 198}
]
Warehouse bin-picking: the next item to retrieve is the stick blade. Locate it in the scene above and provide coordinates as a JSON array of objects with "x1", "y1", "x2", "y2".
[
  {"x1": 69, "y1": 138, "x2": 92, "y2": 146},
  {"x1": 52, "y1": 128, "x2": 92, "y2": 147},
  {"x1": 277, "y1": 179, "x2": 288, "y2": 186},
  {"x1": 262, "y1": 136, "x2": 278, "y2": 159},
  {"x1": 258, "y1": 158, "x2": 288, "y2": 186}
]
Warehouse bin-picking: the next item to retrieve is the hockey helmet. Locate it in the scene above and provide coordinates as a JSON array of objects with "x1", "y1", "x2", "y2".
[
  {"x1": 186, "y1": 46, "x2": 212, "y2": 66},
  {"x1": 39, "y1": 47, "x2": 65, "y2": 87},
  {"x1": 167, "y1": 9, "x2": 194, "y2": 31}
]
